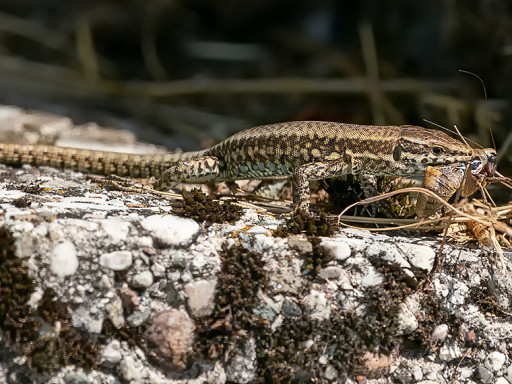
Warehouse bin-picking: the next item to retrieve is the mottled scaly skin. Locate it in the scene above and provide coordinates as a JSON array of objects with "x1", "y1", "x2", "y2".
[
  {"x1": 0, "y1": 144, "x2": 204, "y2": 178},
  {"x1": 0, "y1": 121, "x2": 491, "y2": 213}
]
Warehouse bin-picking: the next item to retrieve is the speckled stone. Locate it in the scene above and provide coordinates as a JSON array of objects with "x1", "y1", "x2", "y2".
[
  {"x1": 140, "y1": 214, "x2": 200, "y2": 247},
  {"x1": 50, "y1": 241, "x2": 79, "y2": 278},
  {"x1": 99, "y1": 250, "x2": 133, "y2": 271},
  {"x1": 143, "y1": 310, "x2": 195, "y2": 373},
  {"x1": 184, "y1": 279, "x2": 217, "y2": 317}
]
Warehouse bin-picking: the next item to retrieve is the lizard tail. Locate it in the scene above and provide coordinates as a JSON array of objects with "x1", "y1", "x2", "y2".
[{"x1": 0, "y1": 143, "x2": 206, "y2": 178}]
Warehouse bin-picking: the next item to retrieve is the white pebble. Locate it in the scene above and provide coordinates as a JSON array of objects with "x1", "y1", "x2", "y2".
[
  {"x1": 439, "y1": 344, "x2": 461, "y2": 361},
  {"x1": 141, "y1": 214, "x2": 199, "y2": 246},
  {"x1": 102, "y1": 340, "x2": 123, "y2": 364},
  {"x1": 321, "y1": 240, "x2": 351, "y2": 261},
  {"x1": 100, "y1": 219, "x2": 131, "y2": 244},
  {"x1": 485, "y1": 351, "x2": 506, "y2": 372},
  {"x1": 50, "y1": 241, "x2": 79, "y2": 278},
  {"x1": 131, "y1": 271, "x2": 154, "y2": 288},
  {"x1": 431, "y1": 324, "x2": 449, "y2": 342},
  {"x1": 120, "y1": 355, "x2": 142, "y2": 382},
  {"x1": 100, "y1": 251, "x2": 132, "y2": 271}
]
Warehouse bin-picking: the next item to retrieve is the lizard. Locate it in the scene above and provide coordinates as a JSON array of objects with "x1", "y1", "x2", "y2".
[{"x1": 0, "y1": 121, "x2": 498, "y2": 215}]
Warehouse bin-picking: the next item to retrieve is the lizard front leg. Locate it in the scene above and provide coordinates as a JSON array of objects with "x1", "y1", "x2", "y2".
[
  {"x1": 156, "y1": 156, "x2": 221, "y2": 190},
  {"x1": 292, "y1": 160, "x2": 350, "y2": 211}
]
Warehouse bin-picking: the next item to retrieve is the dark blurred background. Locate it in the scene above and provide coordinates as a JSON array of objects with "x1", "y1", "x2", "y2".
[{"x1": 0, "y1": 0, "x2": 510, "y2": 176}]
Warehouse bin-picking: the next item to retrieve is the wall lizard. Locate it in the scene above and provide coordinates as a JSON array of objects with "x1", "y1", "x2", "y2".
[{"x1": 0, "y1": 121, "x2": 497, "y2": 214}]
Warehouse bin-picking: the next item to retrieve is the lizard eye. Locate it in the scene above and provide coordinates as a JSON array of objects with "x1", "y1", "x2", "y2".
[{"x1": 431, "y1": 146, "x2": 445, "y2": 156}]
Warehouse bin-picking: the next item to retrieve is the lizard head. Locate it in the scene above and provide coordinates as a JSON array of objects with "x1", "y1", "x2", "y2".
[{"x1": 395, "y1": 125, "x2": 474, "y2": 172}]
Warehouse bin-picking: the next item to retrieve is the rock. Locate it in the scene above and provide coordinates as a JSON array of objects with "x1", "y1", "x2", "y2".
[
  {"x1": 102, "y1": 340, "x2": 123, "y2": 364},
  {"x1": 99, "y1": 250, "x2": 133, "y2": 271},
  {"x1": 399, "y1": 243, "x2": 435, "y2": 271},
  {"x1": 288, "y1": 236, "x2": 313, "y2": 253},
  {"x1": 143, "y1": 310, "x2": 195, "y2": 373},
  {"x1": 184, "y1": 279, "x2": 217, "y2": 317},
  {"x1": 131, "y1": 270, "x2": 154, "y2": 288},
  {"x1": 477, "y1": 365, "x2": 494, "y2": 383},
  {"x1": 321, "y1": 239, "x2": 351, "y2": 261},
  {"x1": 246, "y1": 225, "x2": 270, "y2": 235},
  {"x1": 395, "y1": 302, "x2": 418, "y2": 335},
  {"x1": 485, "y1": 351, "x2": 506, "y2": 372},
  {"x1": 72, "y1": 307, "x2": 103, "y2": 334},
  {"x1": 302, "y1": 290, "x2": 330, "y2": 320},
  {"x1": 50, "y1": 241, "x2": 79, "y2": 278},
  {"x1": 63, "y1": 371, "x2": 89, "y2": 384},
  {"x1": 319, "y1": 266, "x2": 343, "y2": 280},
  {"x1": 126, "y1": 309, "x2": 151, "y2": 327},
  {"x1": 140, "y1": 214, "x2": 200, "y2": 247},
  {"x1": 495, "y1": 377, "x2": 509, "y2": 384},
  {"x1": 282, "y1": 299, "x2": 302, "y2": 318},
  {"x1": 439, "y1": 344, "x2": 461, "y2": 361},
  {"x1": 325, "y1": 365, "x2": 338, "y2": 380},
  {"x1": 431, "y1": 324, "x2": 449, "y2": 343},
  {"x1": 365, "y1": 243, "x2": 410, "y2": 269},
  {"x1": 361, "y1": 265, "x2": 385, "y2": 287},
  {"x1": 119, "y1": 355, "x2": 144, "y2": 383},
  {"x1": 226, "y1": 338, "x2": 257, "y2": 384},
  {"x1": 100, "y1": 218, "x2": 131, "y2": 244},
  {"x1": 107, "y1": 297, "x2": 125, "y2": 328}
]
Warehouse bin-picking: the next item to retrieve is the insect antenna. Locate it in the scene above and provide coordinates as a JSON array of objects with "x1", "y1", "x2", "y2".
[
  {"x1": 458, "y1": 69, "x2": 496, "y2": 151},
  {"x1": 422, "y1": 119, "x2": 482, "y2": 148}
]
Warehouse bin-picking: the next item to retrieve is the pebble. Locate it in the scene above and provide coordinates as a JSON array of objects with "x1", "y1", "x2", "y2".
[
  {"x1": 225, "y1": 338, "x2": 257, "y2": 384},
  {"x1": 361, "y1": 265, "x2": 385, "y2": 287},
  {"x1": 100, "y1": 250, "x2": 133, "y2": 271},
  {"x1": 140, "y1": 214, "x2": 199, "y2": 246},
  {"x1": 439, "y1": 344, "x2": 461, "y2": 361},
  {"x1": 107, "y1": 297, "x2": 125, "y2": 328},
  {"x1": 126, "y1": 309, "x2": 151, "y2": 327},
  {"x1": 102, "y1": 340, "x2": 123, "y2": 364},
  {"x1": 477, "y1": 365, "x2": 494, "y2": 383},
  {"x1": 319, "y1": 266, "x2": 343, "y2": 280},
  {"x1": 321, "y1": 239, "x2": 351, "y2": 261},
  {"x1": 143, "y1": 310, "x2": 195, "y2": 372},
  {"x1": 282, "y1": 299, "x2": 302, "y2": 317},
  {"x1": 131, "y1": 270, "x2": 154, "y2": 288},
  {"x1": 365, "y1": 243, "x2": 410, "y2": 269},
  {"x1": 485, "y1": 351, "x2": 506, "y2": 372},
  {"x1": 325, "y1": 365, "x2": 338, "y2": 380},
  {"x1": 100, "y1": 218, "x2": 131, "y2": 244},
  {"x1": 431, "y1": 324, "x2": 449, "y2": 342},
  {"x1": 120, "y1": 355, "x2": 143, "y2": 383},
  {"x1": 184, "y1": 279, "x2": 217, "y2": 317},
  {"x1": 50, "y1": 241, "x2": 79, "y2": 278},
  {"x1": 395, "y1": 303, "x2": 418, "y2": 335},
  {"x1": 63, "y1": 371, "x2": 89, "y2": 384},
  {"x1": 288, "y1": 236, "x2": 313, "y2": 253},
  {"x1": 246, "y1": 225, "x2": 270, "y2": 235},
  {"x1": 302, "y1": 289, "x2": 330, "y2": 320},
  {"x1": 399, "y1": 243, "x2": 435, "y2": 271},
  {"x1": 495, "y1": 377, "x2": 509, "y2": 384}
]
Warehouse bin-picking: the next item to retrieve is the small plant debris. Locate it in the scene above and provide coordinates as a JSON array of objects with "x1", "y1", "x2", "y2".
[
  {"x1": 0, "y1": 227, "x2": 38, "y2": 349},
  {"x1": 172, "y1": 188, "x2": 243, "y2": 223},
  {"x1": 194, "y1": 243, "x2": 269, "y2": 359},
  {"x1": 275, "y1": 209, "x2": 336, "y2": 237},
  {"x1": 21, "y1": 184, "x2": 43, "y2": 195},
  {"x1": 302, "y1": 236, "x2": 335, "y2": 277},
  {"x1": 12, "y1": 196, "x2": 31, "y2": 208},
  {"x1": 28, "y1": 289, "x2": 102, "y2": 373}
]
